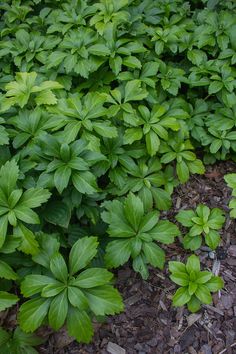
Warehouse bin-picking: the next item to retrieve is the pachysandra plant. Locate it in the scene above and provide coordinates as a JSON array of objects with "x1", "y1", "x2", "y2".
[
  {"x1": 169, "y1": 255, "x2": 224, "y2": 312},
  {"x1": 19, "y1": 237, "x2": 123, "y2": 343},
  {"x1": 224, "y1": 173, "x2": 236, "y2": 218},
  {"x1": 0, "y1": 160, "x2": 51, "y2": 254},
  {"x1": 176, "y1": 204, "x2": 225, "y2": 250},
  {"x1": 102, "y1": 193, "x2": 180, "y2": 279},
  {"x1": 0, "y1": 255, "x2": 19, "y2": 312},
  {"x1": 0, "y1": 326, "x2": 44, "y2": 354},
  {"x1": 0, "y1": 0, "x2": 236, "y2": 346}
]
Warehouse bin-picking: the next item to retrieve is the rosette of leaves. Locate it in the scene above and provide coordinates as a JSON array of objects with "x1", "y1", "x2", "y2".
[
  {"x1": 102, "y1": 23, "x2": 147, "y2": 76},
  {"x1": 169, "y1": 255, "x2": 224, "y2": 312},
  {"x1": 160, "y1": 136, "x2": 205, "y2": 183},
  {"x1": 123, "y1": 103, "x2": 181, "y2": 156},
  {"x1": 224, "y1": 173, "x2": 236, "y2": 218},
  {"x1": 108, "y1": 156, "x2": 177, "y2": 211},
  {"x1": 176, "y1": 204, "x2": 225, "y2": 250},
  {"x1": 101, "y1": 193, "x2": 180, "y2": 279},
  {"x1": 0, "y1": 326, "x2": 44, "y2": 354},
  {"x1": 7, "y1": 108, "x2": 60, "y2": 149},
  {"x1": 104, "y1": 80, "x2": 148, "y2": 122},
  {"x1": 35, "y1": 134, "x2": 105, "y2": 195},
  {"x1": 89, "y1": 0, "x2": 130, "y2": 35},
  {"x1": 0, "y1": 29, "x2": 60, "y2": 71},
  {"x1": 0, "y1": 72, "x2": 63, "y2": 111},
  {"x1": 46, "y1": 27, "x2": 110, "y2": 77},
  {"x1": 43, "y1": 1, "x2": 96, "y2": 35},
  {"x1": 19, "y1": 237, "x2": 123, "y2": 343},
  {"x1": 48, "y1": 92, "x2": 117, "y2": 150},
  {"x1": 0, "y1": 160, "x2": 51, "y2": 254}
]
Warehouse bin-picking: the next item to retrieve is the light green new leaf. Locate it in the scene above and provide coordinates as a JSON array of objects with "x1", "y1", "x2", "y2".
[
  {"x1": 186, "y1": 255, "x2": 200, "y2": 273},
  {"x1": 195, "y1": 284, "x2": 212, "y2": 304},
  {"x1": 172, "y1": 287, "x2": 191, "y2": 307}
]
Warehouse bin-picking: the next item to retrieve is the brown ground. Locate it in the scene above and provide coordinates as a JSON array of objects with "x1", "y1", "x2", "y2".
[{"x1": 7, "y1": 163, "x2": 236, "y2": 354}]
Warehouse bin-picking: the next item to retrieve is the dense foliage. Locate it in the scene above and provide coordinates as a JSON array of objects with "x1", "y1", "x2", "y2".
[{"x1": 0, "y1": 0, "x2": 235, "y2": 346}]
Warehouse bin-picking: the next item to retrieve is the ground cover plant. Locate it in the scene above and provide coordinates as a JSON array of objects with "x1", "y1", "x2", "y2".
[{"x1": 0, "y1": 0, "x2": 235, "y2": 350}]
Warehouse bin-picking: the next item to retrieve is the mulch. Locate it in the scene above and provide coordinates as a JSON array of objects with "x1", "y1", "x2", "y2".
[{"x1": 6, "y1": 162, "x2": 236, "y2": 354}]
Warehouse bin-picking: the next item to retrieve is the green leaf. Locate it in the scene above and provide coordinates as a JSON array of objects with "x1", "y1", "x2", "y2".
[
  {"x1": 50, "y1": 253, "x2": 68, "y2": 283},
  {"x1": 186, "y1": 255, "x2": 200, "y2": 274},
  {"x1": 15, "y1": 223, "x2": 39, "y2": 255},
  {"x1": 206, "y1": 276, "x2": 224, "y2": 292},
  {"x1": 73, "y1": 268, "x2": 113, "y2": 288},
  {"x1": 21, "y1": 275, "x2": 58, "y2": 297},
  {"x1": 0, "y1": 215, "x2": 9, "y2": 248},
  {"x1": 145, "y1": 130, "x2": 160, "y2": 156},
  {"x1": 152, "y1": 188, "x2": 172, "y2": 211},
  {"x1": 0, "y1": 327, "x2": 10, "y2": 346},
  {"x1": 124, "y1": 80, "x2": 148, "y2": 102},
  {"x1": 224, "y1": 174, "x2": 236, "y2": 189},
  {"x1": 43, "y1": 201, "x2": 71, "y2": 228},
  {"x1": 20, "y1": 188, "x2": 51, "y2": 208},
  {"x1": 105, "y1": 239, "x2": 131, "y2": 268},
  {"x1": 54, "y1": 165, "x2": 71, "y2": 193},
  {"x1": 142, "y1": 242, "x2": 165, "y2": 269},
  {"x1": 169, "y1": 261, "x2": 186, "y2": 274},
  {"x1": 195, "y1": 284, "x2": 212, "y2": 304},
  {"x1": 67, "y1": 286, "x2": 88, "y2": 309},
  {"x1": 67, "y1": 307, "x2": 93, "y2": 344},
  {"x1": 83, "y1": 285, "x2": 124, "y2": 316},
  {"x1": 0, "y1": 160, "x2": 19, "y2": 196},
  {"x1": 14, "y1": 205, "x2": 40, "y2": 224},
  {"x1": 89, "y1": 44, "x2": 110, "y2": 56},
  {"x1": 176, "y1": 160, "x2": 189, "y2": 183},
  {"x1": 69, "y1": 236, "x2": 98, "y2": 275},
  {"x1": 176, "y1": 210, "x2": 195, "y2": 227},
  {"x1": 187, "y1": 295, "x2": 201, "y2": 313},
  {"x1": 123, "y1": 193, "x2": 144, "y2": 231},
  {"x1": 35, "y1": 90, "x2": 58, "y2": 106},
  {"x1": 183, "y1": 234, "x2": 202, "y2": 251},
  {"x1": 48, "y1": 290, "x2": 68, "y2": 330},
  {"x1": 205, "y1": 230, "x2": 220, "y2": 250},
  {"x1": 149, "y1": 220, "x2": 180, "y2": 244},
  {"x1": 0, "y1": 291, "x2": 18, "y2": 311},
  {"x1": 172, "y1": 287, "x2": 191, "y2": 307},
  {"x1": 19, "y1": 298, "x2": 51, "y2": 332},
  {"x1": 196, "y1": 271, "x2": 212, "y2": 284},
  {"x1": 208, "y1": 81, "x2": 223, "y2": 95},
  {"x1": 0, "y1": 260, "x2": 17, "y2": 280},
  {"x1": 124, "y1": 128, "x2": 143, "y2": 144},
  {"x1": 72, "y1": 171, "x2": 98, "y2": 194},
  {"x1": 132, "y1": 254, "x2": 149, "y2": 279},
  {"x1": 123, "y1": 56, "x2": 142, "y2": 69},
  {"x1": 170, "y1": 272, "x2": 189, "y2": 286}
]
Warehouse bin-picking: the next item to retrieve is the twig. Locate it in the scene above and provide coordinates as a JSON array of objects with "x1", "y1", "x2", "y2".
[{"x1": 218, "y1": 341, "x2": 236, "y2": 354}]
